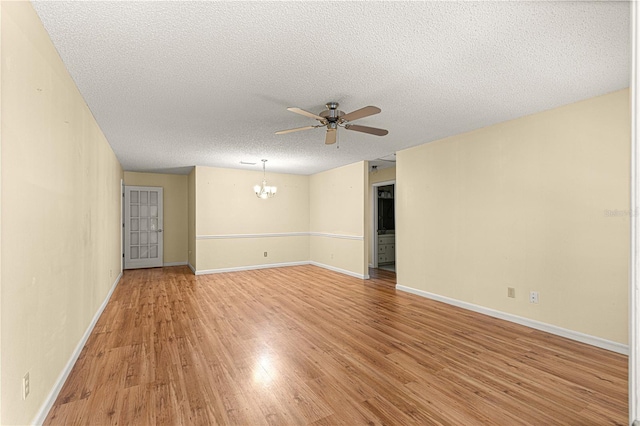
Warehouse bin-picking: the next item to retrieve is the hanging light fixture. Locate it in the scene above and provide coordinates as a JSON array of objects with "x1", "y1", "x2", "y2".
[{"x1": 254, "y1": 159, "x2": 277, "y2": 199}]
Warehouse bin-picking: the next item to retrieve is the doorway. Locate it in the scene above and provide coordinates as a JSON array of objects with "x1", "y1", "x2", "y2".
[
  {"x1": 124, "y1": 185, "x2": 164, "y2": 269},
  {"x1": 372, "y1": 181, "x2": 395, "y2": 272}
]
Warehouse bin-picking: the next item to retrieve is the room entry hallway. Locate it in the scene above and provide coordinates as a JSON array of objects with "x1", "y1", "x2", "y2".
[{"x1": 44, "y1": 265, "x2": 627, "y2": 425}]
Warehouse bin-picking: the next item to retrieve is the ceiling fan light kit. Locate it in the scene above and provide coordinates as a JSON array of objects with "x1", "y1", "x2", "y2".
[
  {"x1": 276, "y1": 102, "x2": 388, "y2": 145},
  {"x1": 254, "y1": 159, "x2": 277, "y2": 199}
]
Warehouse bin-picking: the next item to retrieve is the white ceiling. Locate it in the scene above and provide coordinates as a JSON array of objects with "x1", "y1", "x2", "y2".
[{"x1": 32, "y1": 1, "x2": 629, "y2": 176}]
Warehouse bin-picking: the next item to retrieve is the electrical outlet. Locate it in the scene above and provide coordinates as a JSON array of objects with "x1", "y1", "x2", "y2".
[
  {"x1": 109, "y1": 269, "x2": 113, "y2": 278},
  {"x1": 23, "y1": 372, "x2": 30, "y2": 400},
  {"x1": 507, "y1": 287, "x2": 515, "y2": 298},
  {"x1": 529, "y1": 291, "x2": 539, "y2": 304},
  {"x1": 264, "y1": 252, "x2": 267, "y2": 257}
]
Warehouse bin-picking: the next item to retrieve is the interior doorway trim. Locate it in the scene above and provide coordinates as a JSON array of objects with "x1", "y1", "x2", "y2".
[
  {"x1": 124, "y1": 185, "x2": 164, "y2": 269},
  {"x1": 371, "y1": 179, "x2": 396, "y2": 269},
  {"x1": 121, "y1": 179, "x2": 124, "y2": 274},
  {"x1": 631, "y1": 1, "x2": 639, "y2": 423}
]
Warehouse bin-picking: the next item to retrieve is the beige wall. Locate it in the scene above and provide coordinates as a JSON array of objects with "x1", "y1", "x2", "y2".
[
  {"x1": 188, "y1": 168, "x2": 196, "y2": 269},
  {"x1": 370, "y1": 166, "x2": 396, "y2": 185},
  {"x1": 124, "y1": 171, "x2": 188, "y2": 265},
  {"x1": 191, "y1": 163, "x2": 369, "y2": 277},
  {"x1": 0, "y1": 3, "x2": 4, "y2": 422},
  {"x1": 1, "y1": 3, "x2": 123, "y2": 424},
  {"x1": 397, "y1": 89, "x2": 630, "y2": 344},
  {"x1": 310, "y1": 161, "x2": 367, "y2": 277},
  {"x1": 195, "y1": 166, "x2": 310, "y2": 271}
]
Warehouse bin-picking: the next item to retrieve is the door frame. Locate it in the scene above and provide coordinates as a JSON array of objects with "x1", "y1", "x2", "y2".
[
  {"x1": 121, "y1": 179, "x2": 124, "y2": 274},
  {"x1": 371, "y1": 179, "x2": 396, "y2": 269},
  {"x1": 124, "y1": 185, "x2": 164, "y2": 269},
  {"x1": 631, "y1": 2, "x2": 639, "y2": 423}
]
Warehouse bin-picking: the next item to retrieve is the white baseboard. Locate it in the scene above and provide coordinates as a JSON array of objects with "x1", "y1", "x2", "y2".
[
  {"x1": 396, "y1": 284, "x2": 628, "y2": 355},
  {"x1": 188, "y1": 263, "x2": 196, "y2": 274},
  {"x1": 309, "y1": 261, "x2": 369, "y2": 279},
  {"x1": 193, "y1": 261, "x2": 369, "y2": 280},
  {"x1": 33, "y1": 272, "x2": 123, "y2": 425},
  {"x1": 163, "y1": 261, "x2": 188, "y2": 267},
  {"x1": 194, "y1": 261, "x2": 309, "y2": 275}
]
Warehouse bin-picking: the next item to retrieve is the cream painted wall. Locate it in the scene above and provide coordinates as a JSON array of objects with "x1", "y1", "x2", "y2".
[
  {"x1": 397, "y1": 89, "x2": 630, "y2": 344},
  {"x1": 198, "y1": 236, "x2": 309, "y2": 271},
  {"x1": 370, "y1": 166, "x2": 396, "y2": 185},
  {"x1": 1, "y1": 3, "x2": 123, "y2": 424},
  {"x1": 0, "y1": 3, "x2": 4, "y2": 422},
  {"x1": 188, "y1": 168, "x2": 196, "y2": 270},
  {"x1": 124, "y1": 172, "x2": 188, "y2": 265},
  {"x1": 195, "y1": 166, "x2": 310, "y2": 272},
  {"x1": 310, "y1": 161, "x2": 367, "y2": 277}
]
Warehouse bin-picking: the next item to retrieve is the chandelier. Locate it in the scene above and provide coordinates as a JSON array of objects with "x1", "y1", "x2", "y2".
[{"x1": 254, "y1": 159, "x2": 277, "y2": 199}]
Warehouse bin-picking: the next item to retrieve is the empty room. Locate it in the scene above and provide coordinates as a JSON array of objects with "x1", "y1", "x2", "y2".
[{"x1": 2, "y1": 1, "x2": 640, "y2": 425}]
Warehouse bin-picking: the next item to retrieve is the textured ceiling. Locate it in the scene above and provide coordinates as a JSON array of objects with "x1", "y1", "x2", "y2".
[{"x1": 32, "y1": 1, "x2": 629, "y2": 175}]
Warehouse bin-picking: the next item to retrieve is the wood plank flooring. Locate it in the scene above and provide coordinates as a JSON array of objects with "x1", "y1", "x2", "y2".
[{"x1": 44, "y1": 265, "x2": 628, "y2": 425}]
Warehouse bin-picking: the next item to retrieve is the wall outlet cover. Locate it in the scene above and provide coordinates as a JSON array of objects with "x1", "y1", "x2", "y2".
[{"x1": 529, "y1": 291, "x2": 539, "y2": 304}]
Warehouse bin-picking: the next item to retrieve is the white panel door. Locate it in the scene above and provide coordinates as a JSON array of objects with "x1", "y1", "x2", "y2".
[{"x1": 124, "y1": 186, "x2": 163, "y2": 269}]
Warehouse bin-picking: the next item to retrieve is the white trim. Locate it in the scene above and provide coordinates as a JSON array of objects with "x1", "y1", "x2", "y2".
[
  {"x1": 371, "y1": 180, "x2": 396, "y2": 269},
  {"x1": 163, "y1": 261, "x2": 188, "y2": 267},
  {"x1": 194, "y1": 261, "x2": 309, "y2": 275},
  {"x1": 396, "y1": 284, "x2": 629, "y2": 356},
  {"x1": 33, "y1": 272, "x2": 122, "y2": 425},
  {"x1": 193, "y1": 260, "x2": 368, "y2": 279},
  {"x1": 188, "y1": 263, "x2": 196, "y2": 274},
  {"x1": 121, "y1": 179, "x2": 124, "y2": 274},
  {"x1": 309, "y1": 261, "x2": 369, "y2": 279},
  {"x1": 632, "y1": 1, "x2": 639, "y2": 423},
  {"x1": 372, "y1": 179, "x2": 396, "y2": 187},
  {"x1": 196, "y1": 232, "x2": 363, "y2": 241},
  {"x1": 371, "y1": 185, "x2": 378, "y2": 268},
  {"x1": 124, "y1": 185, "x2": 164, "y2": 269},
  {"x1": 309, "y1": 232, "x2": 363, "y2": 240},
  {"x1": 197, "y1": 232, "x2": 308, "y2": 240}
]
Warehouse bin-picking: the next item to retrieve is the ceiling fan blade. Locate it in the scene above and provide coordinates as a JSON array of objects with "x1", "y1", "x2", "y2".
[
  {"x1": 341, "y1": 106, "x2": 381, "y2": 122},
  {"x1": 325, "y1": 129, "x2": 337, "y2": 145},
  {"x1": 344, "y1": 124, "x2": 388, "y2": 136},
  {"x1": 275, "y1": 126, "x2": 315, "y2": 135},
  {"x1": 287, "y1": 107, "x2": 325, "y2": 121}
]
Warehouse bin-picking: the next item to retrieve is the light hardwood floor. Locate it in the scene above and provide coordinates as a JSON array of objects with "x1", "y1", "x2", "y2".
[{"x1": 45, "y1": 265, "x2": 627, "y2": 425}]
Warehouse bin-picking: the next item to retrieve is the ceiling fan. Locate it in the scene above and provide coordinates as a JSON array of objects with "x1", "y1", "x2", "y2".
[{"x1": 275, "y1": 102, "x2": 388, "y2": 145}]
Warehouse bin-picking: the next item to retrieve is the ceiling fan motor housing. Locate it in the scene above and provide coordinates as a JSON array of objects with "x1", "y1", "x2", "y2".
[{"x1": 320, "y1": 102, "x2": 345, "y2": 123}]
